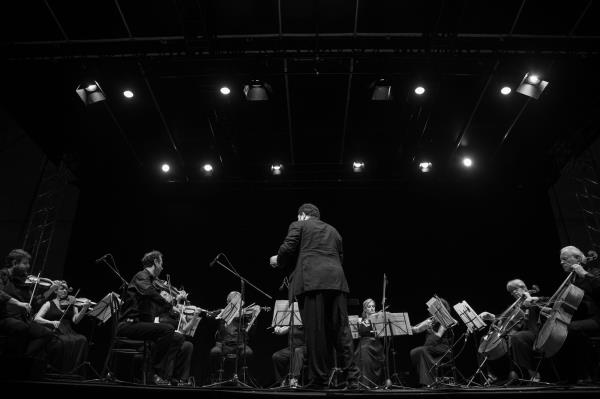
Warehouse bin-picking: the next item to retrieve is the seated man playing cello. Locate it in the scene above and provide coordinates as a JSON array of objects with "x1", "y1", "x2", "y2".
[
  {"x1": 479, "y1": 279, "x2": 543, "y2": 382},
  {"x1": 554, "y1": 246, "x2": 600, "y2": 383}
]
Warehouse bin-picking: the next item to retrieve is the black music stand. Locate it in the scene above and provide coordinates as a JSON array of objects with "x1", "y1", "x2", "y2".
[
  {"x1": 270, "y1": 300, "x2": 303, "y2": 390},
  {"x1": 203, "y1": 253, "x2": 272, "y2": 389},
  {"x1": 426, "y1": 300, "x2": 486, "y2": 388},
  {"x1": 371, "y1": 311, "x2": 413, "y2": 389}
]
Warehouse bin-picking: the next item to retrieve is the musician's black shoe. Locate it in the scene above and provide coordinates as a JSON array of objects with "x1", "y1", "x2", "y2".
[{"x1": 153, "y1": 374, "x2": 170, "y2": 385}]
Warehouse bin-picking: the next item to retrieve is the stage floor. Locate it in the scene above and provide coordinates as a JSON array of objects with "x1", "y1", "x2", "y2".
[{"x1": 6, "y1": 380, "x2": 600, "y2": 399}]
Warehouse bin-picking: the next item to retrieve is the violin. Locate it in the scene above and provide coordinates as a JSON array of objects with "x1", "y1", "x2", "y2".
[
  {"x1": 153, "y1": 277, "x2": 187, "y2": 303},
  {"x1": 533, "y1": 250, "x2": 598, "y2": 357}
]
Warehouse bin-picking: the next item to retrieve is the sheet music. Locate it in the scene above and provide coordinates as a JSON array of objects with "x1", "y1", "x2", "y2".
[
  {"x1": 348, "y1": 315, "x2": 360, "y2": 339},
  {"x1": 453, "y1": 301, "x2": 486, "y2": 332},
  {"x1": 271, "y1": 299, "x2": 302, "y2": 327},
  {"x1": 370, "y1": 312, "x2": 412, "y2": 336},
  {"x1": 426, "y1": 296, "x2": 458, "y2": 329},
  {"x1": 88, "y1": 292, "x2": 120, "y2": 324}
]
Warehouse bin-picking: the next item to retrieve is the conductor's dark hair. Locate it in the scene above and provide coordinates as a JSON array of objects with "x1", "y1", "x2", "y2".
[
  {"x1": 5, "y1": 249, "x2": 31, "y2": 268},
  {"x1": 142, "y1": 250, "x2": 163, "y2": 268},
  {"x1": 298, "y1": 203, "x2": 320, "y2": 219}
]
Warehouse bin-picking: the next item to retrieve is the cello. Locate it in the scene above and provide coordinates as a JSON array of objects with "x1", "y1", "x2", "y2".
[
  {"x1": 533, "y1": 250, "x2": 597, "y2": 358},
  {"x1": 478, "y1": 286, "x2": 539, "y2": 360}
]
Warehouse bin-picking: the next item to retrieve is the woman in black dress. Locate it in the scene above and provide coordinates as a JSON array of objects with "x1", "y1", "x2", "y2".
[
  {"x1": 34, "y1": 281, "x2": 90, "y2": 374},
  {"x1": 353, "y1": 298, "x2": 385, "y2": 387},
  {"x1": 409, "y1": 298, "x2": 452, "y2": 387}
]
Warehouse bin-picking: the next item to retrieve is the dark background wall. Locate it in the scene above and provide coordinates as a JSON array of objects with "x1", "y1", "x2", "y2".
[{"x1": 61, "y1": 174, "x2": 563, "y2": 384}]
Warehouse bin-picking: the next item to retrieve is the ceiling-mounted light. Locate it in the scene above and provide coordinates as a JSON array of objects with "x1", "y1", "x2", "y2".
[
  {"x1": 516, "y1": 72, "x2": 548, "y2": 100},
  {"x1": 76, "y1": 80, "x2": 106, "y2": 105},
  {"x1": 243, "y1": 80, "x2": 271, "y2": 101},
  {"x1": 414, "y1": 86, "x2": 426, "y2": 95},
  {"x1": 353, "y1": 161, "x2": 365, "y2": 173},
  {"x1": 370, "y1": 79, "x2": 392, "y2": 101}
]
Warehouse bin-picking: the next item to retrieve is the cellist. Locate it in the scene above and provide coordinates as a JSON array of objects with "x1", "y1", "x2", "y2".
[
  {"x1": 478, "y1": 279, "x2": 543, "y2": 382},
  {"x1": 557, "y1": 246, "x2": 600, "y2": 383}
]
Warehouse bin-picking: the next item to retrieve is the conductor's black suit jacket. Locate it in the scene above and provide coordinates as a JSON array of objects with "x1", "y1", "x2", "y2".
[{"x1": 277, "y1": 218, "x2": 349, "y2": 301}]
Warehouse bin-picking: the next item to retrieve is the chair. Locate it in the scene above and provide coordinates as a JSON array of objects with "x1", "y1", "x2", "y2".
[{"x1": 105, "y1": 337, "x2": 152, "y2": 384}]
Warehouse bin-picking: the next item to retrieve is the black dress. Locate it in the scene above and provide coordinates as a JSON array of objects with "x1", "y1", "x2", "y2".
[
  {"x1": 353, "y1": 319, "x2": 384, "y2": 387},
  {"x1": 409, "y1": 326, "x2": 450, "y2": 386},
  {"x1": 44, "y1": 301, "x2": 88, "y2": 374}
]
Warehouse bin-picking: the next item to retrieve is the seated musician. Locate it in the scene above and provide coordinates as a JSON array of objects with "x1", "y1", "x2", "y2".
[
  {"x1": 479, "y1": 279, "x2": 542, "y2": 382},
  {"x1": 272, "y1": 323, "x2": 306, "y2": 388},
  {"x1": 409, "y1": 297, "x2": 452, "y2": 387},
  {"x1": 0, "y1": 249, "x2": 54, "y2": 364},
  {"x1": 117, "y1": 250, "x2": 185, "y2": 385},
  {"x1": 34, "y1": 281, "x2": 90, "y2": 374},
  {"x1": 209, "y1": 291, "x2": 256, "y2": 369},
  {"x1": 557, "y1": 245, "x2": 600, "y2": 383},
  {"x1": 353, "y1": 298, "x2": 384, "y2": 388},
  {"x1": 157, "y1": 293, "x2": 200, "y2": 386}
]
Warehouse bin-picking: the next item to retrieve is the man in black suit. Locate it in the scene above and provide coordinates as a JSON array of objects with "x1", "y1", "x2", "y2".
[{"x1": 271, "y1": 203, "x2": 358, "y2": 389}]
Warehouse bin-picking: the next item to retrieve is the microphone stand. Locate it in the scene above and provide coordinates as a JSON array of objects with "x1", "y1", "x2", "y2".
[{"x1": 204, "y1": 255, "x2": 272, "y2": 388}]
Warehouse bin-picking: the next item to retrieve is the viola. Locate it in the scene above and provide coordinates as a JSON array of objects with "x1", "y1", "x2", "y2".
[{"x1": 533, "y1": 252, "x2": 597, "y2": 357}]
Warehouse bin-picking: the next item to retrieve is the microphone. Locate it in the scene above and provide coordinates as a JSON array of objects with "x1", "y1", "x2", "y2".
[
  {"x1": 209, "y1": 253, "x2": 221, "y2": 267},
  {"x1": 95, "y1": 254, "x2": 110, "y2": 264}
]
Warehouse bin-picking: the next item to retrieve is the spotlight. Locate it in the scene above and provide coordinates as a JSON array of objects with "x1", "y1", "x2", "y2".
[
  {"x1": 202, "y1": 163, "x2": 214, "y2": 175},
  {"x1": 500, "y1": 86, "x2": 511, "y2": 95},
  {"x1": 220, "y1": 87, "x2": 231, "y2": 95},
  {"x1": 123, "y1": 90, "x2": 134, "y2": 98},
  {"x1": 516, "y1": 72, "x2": 548, "y2": 100},
  {"x1": 419, "y1": 162, "x2": 432, "y2": 173},
  {"x1": 270, "y1": 163, "x2": 283, "y2": 175},
  {"x1": 243, "y1": 80, "x2": 271, "y2": 101},
  {"x1": 462, "y1": 157, "x2": 473, "y2": 168},
  {"x1": 353, "y1": 161, "x2": 365, "y2": 173},
  {"x1": 414, "y1": 86, "x2": 426, "y2": 95},
  {"x1": 76, "y1": 80, "x2": 106, "y2": 105},
  {"x1": 370, "y1": 79, "x2": 392, "y2": 101},
  {"x1": 161, "y1": 163, "x2": 170, "y2": 173},
  {"x1": 527, "y1": 75, "x2": 540, "y2": 84}
]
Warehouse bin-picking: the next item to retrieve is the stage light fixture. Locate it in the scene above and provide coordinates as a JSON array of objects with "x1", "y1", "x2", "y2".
[
  {"x1": 516, "y1": 72, "x2": 548, "y2": 100},
  {"x1": 76, "y1": 80, "x2": 106, "y2": 105},
  {"x1": 419, "y1": 162, "x2": 432, "y2": 173},
  {"x1": 462, "y1": 157, "x2": 473, "y2": 168},
  {"x1": 220, "y1": 87, "x2": 231, "y2": 95},
  {"x1": 270, "y1": 163, "x2": 283, "y2": 175},
  {"x1": 243, "y1": 80, "x2": 271, "y2": 101},
  {"x1": 202, "y1": 163, "x2": 214, "y2": 175},
  {"x1": 500, "y1": 86, "x2": 511, "y2": 95},
  {"x1": 123, "y1": 90, "x2": 134, "y2": 98},
  {"x1": 353, "y1": 161, "x2": 365, "y2": 173},
  {"x1": 370, "y1": 79, "x2": 392, "y2": 101},
  {"x1": 414, "y1": 86, "x2": 426, "y2": 95},
  {"x1": 161, "y1": 163, "x2": 170, "y2": 173}
]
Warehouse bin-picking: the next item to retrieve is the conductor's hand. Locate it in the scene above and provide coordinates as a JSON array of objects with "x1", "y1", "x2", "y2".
[{"x1": 270, "y1": 255, "x2": 278, "y2": 268}]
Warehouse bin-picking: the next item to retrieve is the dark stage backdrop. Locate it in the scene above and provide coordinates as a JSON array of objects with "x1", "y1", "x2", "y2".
[{"x1": 62, "y1": 175, "x2": 563, "y2": 385}]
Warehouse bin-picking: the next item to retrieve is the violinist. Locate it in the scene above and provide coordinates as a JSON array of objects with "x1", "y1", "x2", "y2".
[
  {"x1": 209, "y1": 291, "x2": 254, "y2": 370},
  {"x1": 34, "y1": 281, "x2": 89, "y2": 374},
  {"x1": 478, "y1": 279, "x2": 542, "y2": 382},
  {"x1": 0, "y1": 249, "x2": 53, "y2": 362},
  {"x1": 353, "y1": 298, "x2": 384, "y2": 388},
  {"x1": 556, "y1": 246, "x2": 600, "y2": 383},
  {"x1": 118, "y1": 250, "x2": 185, "y2": 385}
]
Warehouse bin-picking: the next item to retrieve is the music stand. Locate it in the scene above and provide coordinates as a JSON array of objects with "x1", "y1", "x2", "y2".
[
  {"x1": 270, "y1": 300, "x2": 303, "y2": 389},
  {"x1": 348, "y1": 315, "x2": 360, "y2": 340},
  {"x1": 370, "y1": 311, "x2": 412, "y2": 389}
]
